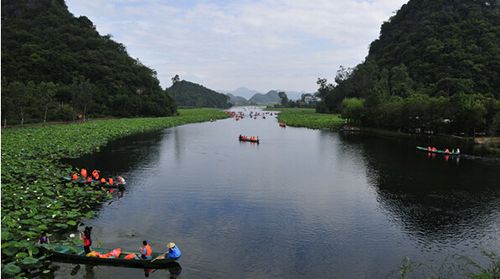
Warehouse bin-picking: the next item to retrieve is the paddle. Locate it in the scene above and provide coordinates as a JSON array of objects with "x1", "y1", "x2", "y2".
[{"x1": 150, "y1": 252, "x2": 167, "y2": 263}]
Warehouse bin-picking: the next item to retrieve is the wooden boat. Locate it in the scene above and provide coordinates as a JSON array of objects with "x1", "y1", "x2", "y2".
[
  {"x1": 239, "y1": 136, "x2": 260, "y2": 144},
  {"x1": 63, "y1": 177, "x2": 126, "y2": 189},
  {"x1": 41, "y1": 244, "x2": 179, "y2": 269},
  {"x1": 416, "y1": 146, "x2": 460, "y2": 155}
]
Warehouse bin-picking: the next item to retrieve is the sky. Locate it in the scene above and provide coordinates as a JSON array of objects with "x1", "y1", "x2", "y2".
[{"x1": 66, "y1": 0, "x2": 408, "y2": 93}]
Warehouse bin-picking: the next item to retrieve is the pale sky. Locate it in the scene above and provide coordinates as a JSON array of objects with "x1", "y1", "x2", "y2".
[{"x1": 66, "y1": 0, "x2": 407, "y2": 92}]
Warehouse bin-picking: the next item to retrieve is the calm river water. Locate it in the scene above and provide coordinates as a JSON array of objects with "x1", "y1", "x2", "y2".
[{"x1": 55, "y1": 107, "x2": 500, "y2": 278}]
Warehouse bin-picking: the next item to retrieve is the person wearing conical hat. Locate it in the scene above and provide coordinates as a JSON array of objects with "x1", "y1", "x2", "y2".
[{"x1": 155, "y1": 242, "x2": 182, "y2": 260}]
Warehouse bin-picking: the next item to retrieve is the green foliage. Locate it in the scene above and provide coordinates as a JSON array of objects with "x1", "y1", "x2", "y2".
[
  {"x1": 341, "y1": 97, "x2": 365, "y2": 122},
  {"x1": 269, "y1": 108, "x2": 344, "y2": 130},
  {"x1": 1, "y1": 0, "x2": 176, "y2": 124},
  {"x1": 318, "y1": 0, "x2": 500, "y2": 136},
  {"x1": 1, "y1": 109, "x2": 227, "y2": 276},
  {"x1": 167, "y1": 80, "x2": 231, "y2": 108}
]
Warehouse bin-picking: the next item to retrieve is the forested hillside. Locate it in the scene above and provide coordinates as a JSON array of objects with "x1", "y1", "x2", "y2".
[
  {"x1": 249, "y1": 90, "x2": 282, "y2": 105},
  {"x1": 167, "y1": 80, "x2": 231, "y2": 108},
  {"x1": 318, "y1": 0, "x2": 500, "y2": 136},
  {"x1": 1, "y1": 0, "x2": 176, "y2": 125}
]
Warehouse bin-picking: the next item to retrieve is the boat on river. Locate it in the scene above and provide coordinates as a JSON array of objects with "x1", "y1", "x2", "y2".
[
  {"x1": 416, "y1": 146, "x2": 460, "y2": 155},
  {"x1": 63, "y1": 177, "x2": 126, "y2": 189},
  {"x1": 239, "y1": 136, "x2": 260, "y2": 144},
  {"x1": 279, "y1": 122, "x2": 286, "y2": 128},
  {"x1": 41, "y1": 244, "x2": 179, "y2": 269}
]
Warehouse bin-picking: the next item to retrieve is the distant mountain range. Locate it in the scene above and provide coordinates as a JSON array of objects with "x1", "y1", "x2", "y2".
[{"x1": 222, "y1": 87, "x2": 311, "y2": 105}]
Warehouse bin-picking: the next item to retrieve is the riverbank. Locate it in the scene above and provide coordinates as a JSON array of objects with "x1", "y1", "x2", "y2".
[
  {"x1": 0, "y1": 108, "x2": 228, "y2": 276},
  {"x1": 267, "y1": 108, "x2": 345, "y2": 130}
]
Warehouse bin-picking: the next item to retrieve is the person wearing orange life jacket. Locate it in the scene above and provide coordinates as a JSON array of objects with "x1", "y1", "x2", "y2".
[
  {"x1": 92, "y1": 170, "x2": 100, "y2": 180},
  {"x1": 72, "y1": 173, "x2": 79, "y2": 181},
  {"x1": 86, "y1": 177, "x2": 92, "y2": 184},
  {"x1": 108, "y1": 178, "x2": 114, "y2": 185},
  {"x1": 139, "y1": 240, "x2": 153, "y2": 259},
  {"x1": 80, "y1": 168, "x2": 88, "y2": 178}
]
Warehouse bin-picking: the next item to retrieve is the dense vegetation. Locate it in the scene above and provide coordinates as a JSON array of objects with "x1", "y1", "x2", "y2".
[
  {"x1": 0, "y1": 109, "x2": 227, "y2": 276},
  {"x1": 167, "y1": 80, "x2": 231, "y2": 108},
  {"x1": 1, "y1": 0, "x2": 176, "y2": 126},
  {"x1": 269, "y1": 108, "x2": 344, "y2": 130},
  {"x1": 317, "y1": 0, "x2": 500, "y2": 136}
]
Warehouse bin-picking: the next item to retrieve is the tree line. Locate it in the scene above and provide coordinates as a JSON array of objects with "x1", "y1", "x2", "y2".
[{"x1": 316, "y1": 0, "x2": 500, "y2": 136}]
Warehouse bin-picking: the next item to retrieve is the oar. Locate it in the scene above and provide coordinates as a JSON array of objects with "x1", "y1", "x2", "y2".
[{"x1": 150, "y1": 252, "x2": 167, "y2": 263}]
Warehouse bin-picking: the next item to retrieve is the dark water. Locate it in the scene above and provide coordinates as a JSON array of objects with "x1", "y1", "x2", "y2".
[{"x1": 55, "y1": 107, "x2": 500, "y2": 279}]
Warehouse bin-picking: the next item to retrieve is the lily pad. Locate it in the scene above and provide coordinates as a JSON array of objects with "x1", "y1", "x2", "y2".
[
  {"x1": 22, "y1": 256, "x2": 39, "y2": 265},
  {"x1": 2, "y1": 263, "x2": 21, "y2": 275},
  {"x1": 2, "y1": 246, "x2": 19, "y2": 256}
]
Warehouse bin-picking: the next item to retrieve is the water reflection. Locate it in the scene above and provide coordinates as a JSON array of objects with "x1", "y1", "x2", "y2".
[{"x1": 349, "y1": 134, "x2": 500, "y2": 246}]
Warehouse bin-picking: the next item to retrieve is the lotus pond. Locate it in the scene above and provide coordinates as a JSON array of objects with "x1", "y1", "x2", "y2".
[
  {"x1": 269, "y1": 108, "x2": 345, "y2": 130},
  {"x1": 0, "y1": 108, "x2": 227, "y2": 277}
]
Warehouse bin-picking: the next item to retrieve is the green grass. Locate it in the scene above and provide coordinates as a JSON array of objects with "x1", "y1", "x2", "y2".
[
  {"x1": 0, "y1": 108, "x2": 227, "y2": 276},
  {"x1": 268, "y1": 108, "x2": 345, "y2": 130}
]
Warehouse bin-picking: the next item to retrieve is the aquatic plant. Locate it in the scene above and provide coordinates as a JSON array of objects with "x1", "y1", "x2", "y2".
[
  {"x1": 269, "y1": 108, "x2": 345, "y2": 130},
  {"x1": 1, "y1": 109, "x2": 227, "y2": 276}
]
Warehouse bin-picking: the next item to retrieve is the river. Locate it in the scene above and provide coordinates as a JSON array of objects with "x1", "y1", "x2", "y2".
[{"x1": 55, "y1": 107, "x2": 500, "y2": 278}]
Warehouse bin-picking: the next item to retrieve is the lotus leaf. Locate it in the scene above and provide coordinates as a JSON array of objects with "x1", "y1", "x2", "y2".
[
  {"x1": 2, "y1": 263, "x2": 21, "y2": 275},
  {"x1": 21, "y1": 256, "x2": 39, "y2": 265}
]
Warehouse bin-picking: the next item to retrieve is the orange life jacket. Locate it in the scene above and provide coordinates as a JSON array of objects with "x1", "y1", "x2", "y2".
[
  {"x1": 108, "y1": 178, "x2": 114, "y2": 185},
  {"x1": 72, "y1": 173, "x2": 78, "y2": 181},
  {"x1": 87, "y1": 177, "x2": 92, "y2": 183},
  {"x1": 144, "y1": 244, "x2": 152, "y2": 257},
  {"x1": 80, "y1": 169, "x2": 88, "y2": 178},
  {"x1": 100, "y1": 178, "x2": 106, "y2": 183},
  {"x1": 92, "y1": 170, "x2": 100, "y2": 180},
  {"x1": 124, "y1": 254, "x2": 136, "y2": 260}
]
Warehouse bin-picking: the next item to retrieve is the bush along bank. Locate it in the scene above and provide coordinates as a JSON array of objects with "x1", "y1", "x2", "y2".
[
  {"x1": 269, "y1": 108, "x2": 345, "y2": 130},
  {"x1": 1, "y1": 108, "x2": 228, "y2": 276}
]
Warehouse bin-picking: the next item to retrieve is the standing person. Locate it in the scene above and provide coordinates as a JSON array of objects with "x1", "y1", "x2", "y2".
[
  {"x1": 80, "y1": 226, "x2": 92, "y2": 254},
  {"x1": 139, "y1": 240, "x2": 153, "y2": 260},
  {"x1": 38, "y1": 232, "x2": 50, "y2": 244}
]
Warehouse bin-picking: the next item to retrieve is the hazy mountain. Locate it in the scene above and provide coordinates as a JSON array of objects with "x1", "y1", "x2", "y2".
[
  {"x1": 249, "y1": 90, "x2": 282, "y2": 105},
  {"x1": 226, "y1": 93, "x2": 249, "y2": 106},
  {"x1": 222, "y1": 87, "x2": 262, "y2": 100}
]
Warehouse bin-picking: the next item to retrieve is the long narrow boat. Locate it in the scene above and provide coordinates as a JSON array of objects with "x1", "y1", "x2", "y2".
[
  {"x1": 62, "y1": 177, "x2": 126, "y2": 189},
  {"x1": 41, "y1": 244, "x2": 179, "y2": 269},
  {"x1": 239, "y1": 137, "x2": 260, "y2": 144},
  {"x1": 416, "y1": 146, "x2": 460, "y2": 155}
]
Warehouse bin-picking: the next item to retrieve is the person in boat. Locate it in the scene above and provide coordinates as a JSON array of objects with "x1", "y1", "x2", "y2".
[
  {"x1": 116, "y1": 176, "x2": 126, "y2": 185},
  {"x1": 139, "y1": 240, "x2": 153, "y2": 260},
  {"x1": 432, "y1": 147, "x2": 437, "y2": 152},
  {"x1": 72, "y1": 172, "x2": 79, "y2": 181},
  {"x1": 81, "y1": 226, "x2": 93, "y2": 254},
  {"x1": 156, "y1": 242, "x2": 182, "y2": 260},
  {"x1": 92, "y1": 170, "x2": 100, "y2": 180},
  {"x1": 456, "y1": 148, "x2": 460, "y2": 154},
  {"x1": 239, "y1": 134, "x2": 242, "y2": 141},
  {"x1": 80, "y1": 168, "x2": 88, "y2": 178},
  {"x1": 445, "y1": 148, "x2": 450, "y2": 154},
  {"x1": 427, "y1": 146, "x2": 432, "y2": 152},
  {"x1": 100, "y1": 178, "x2": 106, "y2": 185},
  {"x1": 38, "y1": 232, "x2": 50, "y2": 244},
  {"x1": 108, "y1": 177, "x2": 114, "y2": 185}
]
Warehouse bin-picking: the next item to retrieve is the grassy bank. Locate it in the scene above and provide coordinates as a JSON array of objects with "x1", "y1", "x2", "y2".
[
  {"x1": 1, "y1": 108, "x2": 227, "y2": 276},
  {"x1": 268, "y1": 108, "x2": 345, "y2": 130}
]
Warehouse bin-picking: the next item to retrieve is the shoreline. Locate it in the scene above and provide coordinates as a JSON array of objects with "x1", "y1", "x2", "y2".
[{"x1": 1, "y1": 108, "x2": 228, "y2": 276}]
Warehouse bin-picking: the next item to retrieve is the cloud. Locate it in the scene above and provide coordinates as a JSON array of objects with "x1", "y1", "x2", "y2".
[{"x1": 66, "y1": 0, "x2": 407, "y2": 92}]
